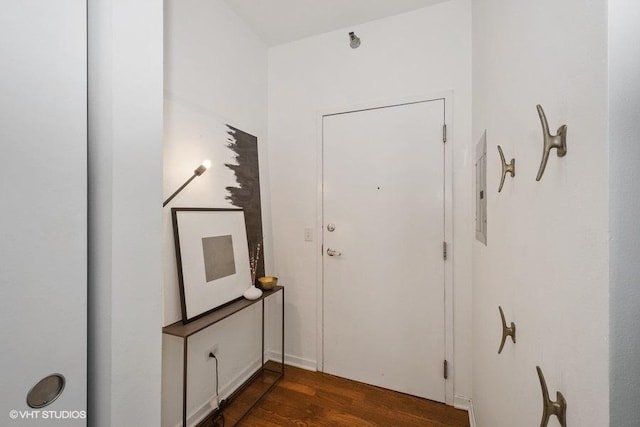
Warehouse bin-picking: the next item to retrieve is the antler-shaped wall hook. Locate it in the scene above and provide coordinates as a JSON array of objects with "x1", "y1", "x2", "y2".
[
  {"x1": 497, "y1": 146, "x2": 515, "y2": 192},
  {"x1": 536, "y1": 366, "x2": 567, "y2": 427},
  {"x1": 535, "y1": 104, "x2": 567, "y2": 181},
  {"x1": 498, "y1": 306, "x2": 516, "y2": 354}
]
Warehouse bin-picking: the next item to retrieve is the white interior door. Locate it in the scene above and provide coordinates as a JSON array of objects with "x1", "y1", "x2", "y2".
[
  {"x1": 323, "y1": 100, "x2": 446, "y2": 402},
  {"x1": 0, "y1": 1, "x2": 87, "y2": 423}
]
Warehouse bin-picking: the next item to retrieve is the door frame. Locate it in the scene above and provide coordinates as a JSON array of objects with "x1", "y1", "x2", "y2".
[{"x1": 315, "y1": 91, "x2": 455, "y2": 405}]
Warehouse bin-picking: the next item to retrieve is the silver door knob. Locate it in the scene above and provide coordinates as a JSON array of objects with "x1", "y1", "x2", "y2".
[{"x1": 326, "y1": 248, "x2": 342, "y2": 257}]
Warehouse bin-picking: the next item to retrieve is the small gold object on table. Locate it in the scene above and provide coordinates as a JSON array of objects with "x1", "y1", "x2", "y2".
[{"x1": 257, "y1": 276, "x2": 278, "y2": 290}]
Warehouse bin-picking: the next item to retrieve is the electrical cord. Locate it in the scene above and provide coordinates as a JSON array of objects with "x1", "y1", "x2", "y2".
[{"x1": 209, "y1": 352, "x2": 225, "y2": 427}]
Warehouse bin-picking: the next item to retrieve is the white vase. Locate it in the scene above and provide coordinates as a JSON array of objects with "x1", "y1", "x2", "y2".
[{"x1": 243, "y1": 285, "x2": 262, "y2": 300}]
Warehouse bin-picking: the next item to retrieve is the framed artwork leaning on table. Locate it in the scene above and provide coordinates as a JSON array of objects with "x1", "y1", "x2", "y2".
[{"x1": 171, "y1": 207, "x2": 252, "y2": 323}]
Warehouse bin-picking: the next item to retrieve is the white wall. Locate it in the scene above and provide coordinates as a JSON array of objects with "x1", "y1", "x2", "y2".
[
  {"x1": 162, "y1": 1, "x2": 270, "y2": 425},
  {"x1": 472, "y1": 1, "x2": 609, "y2": 426},
  {"x1": 163, "y1": 0, "x2": 271, "y2": 326},
  {"x1": 267, "y1": 0, "x2": 473, "y2": 400},
  {"x1": 609, "y1": 0, "x2": 640, "y2": 425},
  {"x1": 87, "y1": 0, "x2": 164, "y2": 425},
  {"x1": 1, "y1": 2, "x2": 87, "y2": 424}
]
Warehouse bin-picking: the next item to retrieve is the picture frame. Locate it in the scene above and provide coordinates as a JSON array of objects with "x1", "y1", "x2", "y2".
[{"x1": 171, "y1": 207, "x2": 252, "y2": 323}]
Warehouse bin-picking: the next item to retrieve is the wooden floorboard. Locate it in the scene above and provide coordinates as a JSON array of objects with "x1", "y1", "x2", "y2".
[{"x1": 203, "y1": 364, "x2": 469, "y2": 427}]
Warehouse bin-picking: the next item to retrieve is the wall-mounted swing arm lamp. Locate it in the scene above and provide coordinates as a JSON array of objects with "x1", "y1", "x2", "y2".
[{"x1": 162, "y1": 159, "x2": 211, "y2": 207}]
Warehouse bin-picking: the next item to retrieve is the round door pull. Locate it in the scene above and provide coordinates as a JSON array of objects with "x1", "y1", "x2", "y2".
[{"x1": 26, "y1": 374, "x2": 65, "y2": 408}]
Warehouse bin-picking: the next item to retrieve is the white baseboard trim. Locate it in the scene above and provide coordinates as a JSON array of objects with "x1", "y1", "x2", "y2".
[
  {"x1": 182, "y1": 352, "x2": 316, "y2": 426},
  {"x1": 182, "y1": 357, "x2": 262, "y2": 427},
  {"x1": 467, "y1": 398, "x2": 477, "y2": 427},
  {"x1": 186, "y1": 352, "x2": 474, "y2": 426},
  {"x1": 183, "y1": 399, "x2": 214, "y2": 427},
  {"x1": 453, "y1": 394, "x2": 471, "y2": 411},
  {"x1": 265, "y1": 351, "x2": 317, "y2": 371},
  {"x1": 453, "y1": 395, "x2": 475, "y2": 427}
]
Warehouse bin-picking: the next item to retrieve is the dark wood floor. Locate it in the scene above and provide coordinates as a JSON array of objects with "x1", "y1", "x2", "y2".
[{"x1": 205, "y1": 364, "x2": 469, "y2": 427}]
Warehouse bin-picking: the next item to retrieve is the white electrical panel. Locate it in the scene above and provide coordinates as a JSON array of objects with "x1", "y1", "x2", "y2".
[{"x1": 475, "y1": 131, "x2": 487, "y2": 245}]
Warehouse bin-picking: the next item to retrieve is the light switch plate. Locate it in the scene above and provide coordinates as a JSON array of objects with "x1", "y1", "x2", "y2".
[{"x1": 304, "y1": 227, "x2": 313, "y2": 242}]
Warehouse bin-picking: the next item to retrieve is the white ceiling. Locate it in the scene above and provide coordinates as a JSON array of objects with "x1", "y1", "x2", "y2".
[{"x1": 222, "y1": 0, "x2": 447, "y2": 46}]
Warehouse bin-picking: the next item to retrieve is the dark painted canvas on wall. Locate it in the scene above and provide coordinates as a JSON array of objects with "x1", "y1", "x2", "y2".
[{"x1": 224, "y1": 125, "x2": 265, "y2": 282}]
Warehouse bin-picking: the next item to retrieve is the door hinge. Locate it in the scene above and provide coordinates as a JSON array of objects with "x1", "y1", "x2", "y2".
[
  {"x1": 443, "y1": 124, "x2": 447, "y2": 143},
  {"x1": 444, "y1": 360, "x2": 449, "y2": 379},
  {"x1": 443, "y1": 241, "x2": 447, "y2": 260}
]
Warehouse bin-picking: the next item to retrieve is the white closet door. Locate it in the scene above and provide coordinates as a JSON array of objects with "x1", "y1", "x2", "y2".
[{"x1": 0, "y1": 1, "x2": 87, "y2": 423}]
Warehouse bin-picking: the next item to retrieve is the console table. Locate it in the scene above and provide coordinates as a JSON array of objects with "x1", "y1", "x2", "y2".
[{"x1": 163, "y1": 286, "x2": 284, "y2": 426}]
